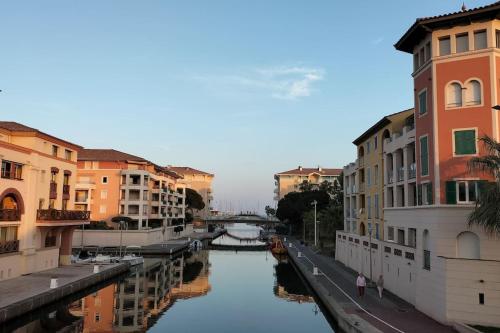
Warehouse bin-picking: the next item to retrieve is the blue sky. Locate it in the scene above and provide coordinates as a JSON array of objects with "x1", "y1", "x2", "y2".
[{"x1": 0, "y1": 0, "x2": 493, "y2": 213}]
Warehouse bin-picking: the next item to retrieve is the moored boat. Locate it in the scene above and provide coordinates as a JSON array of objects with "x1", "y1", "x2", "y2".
[{"x1": 269, "y1": 236, "x2": 287, "y2": 255}]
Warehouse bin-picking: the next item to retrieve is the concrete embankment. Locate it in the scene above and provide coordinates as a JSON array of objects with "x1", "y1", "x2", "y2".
[
  {"x1": 0, "y1": 262, "x2": 128, "y2": 324},
  {"x1": 286, "y1": 241, "x2": 383, "y2": 333}
]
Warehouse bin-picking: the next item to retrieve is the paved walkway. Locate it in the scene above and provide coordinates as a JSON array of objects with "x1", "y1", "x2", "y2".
[
  {"x1": 286, "y1": 238, "x2": 456, "y2": 333},
  {"x1": 0, "y1": 263, "x2": 126, "y2": 323}
]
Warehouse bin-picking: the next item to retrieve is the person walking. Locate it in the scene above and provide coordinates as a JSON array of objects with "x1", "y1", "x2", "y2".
[
  {"x1": 356, "y1": 273, "x2": 366, "y2": 297},
  {"x1": 377, "y1": 275, "x2": 384, "y2": 299}
]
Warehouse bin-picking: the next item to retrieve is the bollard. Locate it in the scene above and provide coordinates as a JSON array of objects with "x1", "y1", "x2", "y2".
[
  {"x1": 298, "y1": 251, "x2": 302, "y2": 258},
  {"x1": 313, "y1": 266, "x2": 319, "y2": 276},
  {"x1": 50, "y1": 278, "x2": 58, "y2": 289},
  {"x1": 284, "y1": 237, "x2": 287, "y2": 242},
  {"x1": 93, "y1": 265, "x2": 100, "y2": 273},
  {"x1": 289, "y1": 242, "x2": 292, "y2": 248}
]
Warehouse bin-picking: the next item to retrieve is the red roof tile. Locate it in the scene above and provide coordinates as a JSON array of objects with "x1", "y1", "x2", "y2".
[
  {"x1": 276, "y1": 167, "x2": 342, "y2": 176},
  {"x1": 78, "y1": 149, "x2": 148, "y2": 162},
  {"x1": 0, "y1": 121, "x2": 82, "y2": 149},
  {"x1": 168, "y1": 166, "x2": 214, "y2": 177}
]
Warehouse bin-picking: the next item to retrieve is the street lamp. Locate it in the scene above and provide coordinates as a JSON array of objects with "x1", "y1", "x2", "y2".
[
  {"x1": 368, "y1": 223, "x2": 373, "y2": 286},
  {"x1": 311, "y1": 200, "x2": 318, "y2": 247},
  {"x1": 119, "y1": 220, "x2": 126, "y2": 257}
]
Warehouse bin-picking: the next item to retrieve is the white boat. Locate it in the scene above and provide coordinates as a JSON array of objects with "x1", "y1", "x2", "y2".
[{"x1": 120, "y1": 246, "x2": 144, "y2": 266}]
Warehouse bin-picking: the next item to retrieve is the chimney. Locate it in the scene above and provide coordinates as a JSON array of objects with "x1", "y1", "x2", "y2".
[
  {"x1": 298, "y1": 166, "x2": 303, "y2": 171},
  {"x1": 318, "y1": 167, "x2": 322, "y2": 172}
]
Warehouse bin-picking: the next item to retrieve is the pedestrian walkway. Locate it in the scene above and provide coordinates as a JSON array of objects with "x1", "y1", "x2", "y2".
[
  {"x1": 0, "y1": 262, "x2": 127, "y2": 324},
  {"x1": 286, "y1": 238, "x2": 456, "y2": 333}
]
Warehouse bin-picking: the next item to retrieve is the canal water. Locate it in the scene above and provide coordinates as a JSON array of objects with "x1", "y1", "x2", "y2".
[{"x1": 1, "y1": 235, "x2": 336, "y2": 333}]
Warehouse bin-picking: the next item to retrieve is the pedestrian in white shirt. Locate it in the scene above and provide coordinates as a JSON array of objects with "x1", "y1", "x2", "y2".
[
  {"x1": 356, "y1": 273, "x2": 366, "y2": 297},
  {"x1": 377, "y1": 275, "x2": 384, "y2": 299}
]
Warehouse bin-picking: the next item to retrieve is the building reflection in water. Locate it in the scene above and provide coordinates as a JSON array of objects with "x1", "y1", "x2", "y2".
[
  {"x1": 273, "y1": 258, "x2": 314, "y2": 304},
  {"x1": 71, "y1": 250, "x2": 211, "y2": 333}
]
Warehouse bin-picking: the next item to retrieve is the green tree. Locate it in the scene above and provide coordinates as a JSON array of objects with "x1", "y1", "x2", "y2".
[
  {"x1": 185, "y1": 188, "x2": 205, "y2": 211},
  {"x1": 298, "y1": 180, "x2": 314, "y2": 192},
  {"x1": 265, "y1": 205, "x2": 276, "y2": 218},
  {"x1": 467, "y1": 135, "x2": 500, "y2": 234},
  {"x1": 276, "y1": 190, "x2": 330, "y2": 231}
]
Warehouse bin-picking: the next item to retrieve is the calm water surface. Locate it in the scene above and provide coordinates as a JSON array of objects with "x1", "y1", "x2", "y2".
[{"x1": 3, "y1": 248, "x2": 336, "y2": 332}]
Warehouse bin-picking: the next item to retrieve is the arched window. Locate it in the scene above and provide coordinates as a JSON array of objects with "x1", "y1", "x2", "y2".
[
  {"x1": 456, "y1": 231, "x2": 480, "y2": 259},
  {"x1": 446, "y1": 82, "x2": 462, "y2": 107},
  {"x1": 465, "y1": 80, "x2": 481, "y2": 106}
]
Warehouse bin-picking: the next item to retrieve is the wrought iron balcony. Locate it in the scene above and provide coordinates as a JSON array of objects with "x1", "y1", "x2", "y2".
[
  {"x1": 0, "y1": 209, "x2": 21, "y2": 221},
  {"x1": 0, "y1": 240, "x2": 19, "y2": 254},
  {"x1": 37, "y1": 209, "x2": 90, "y2": 221}
]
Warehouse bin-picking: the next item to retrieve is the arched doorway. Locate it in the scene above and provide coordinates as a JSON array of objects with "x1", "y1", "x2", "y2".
[
  {"x1": 360, "y1": 222, "x2": 366, "y2": 236},
  {"x1": 0, "y1": 188, "x2": 24, "y2": 221},
  {"x1": 456, "y1": 231, "x2": 480, "y2": 259}
]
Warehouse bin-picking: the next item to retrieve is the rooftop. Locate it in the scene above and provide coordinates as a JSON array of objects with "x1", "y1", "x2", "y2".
[
  {"x1": 0, "y1": 121, "x2": 82, "y2": 149},
  {"x1": 168, "y1": 166, "x2": 214, "y2": 177},
  {"x1": 78, "y1": 148, "x2": 148, "y2": 162},
  {"x1": 395, "y1": 1, "x2": 500, "y2": 53},
  {"x1": 276, "y1": 167, "x2": 342, "y2": 177}
]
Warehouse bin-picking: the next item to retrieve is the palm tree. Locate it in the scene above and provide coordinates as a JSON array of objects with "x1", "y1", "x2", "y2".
[{"x1": 467, "y1": 135, "x2": 500, "y2": 234}]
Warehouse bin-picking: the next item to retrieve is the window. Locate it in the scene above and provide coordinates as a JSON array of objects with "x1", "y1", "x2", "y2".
[
  {"x1": 102, "y1": 176, "x2": 108, "y2": 184},
  {"x1": 101, "y1": 190, "x2": 108, "y2": 200},
  {"x1": 374, "y1": 194, "x2": 379, "y2": 219},
  {"x1": 388, "y1": 227, "x2": 394, "y2": 241},
  {"x1": 419, "y1": 182, "x2": 433, "y2": 205},
  {"x1": 497, "y1": 30, "x2": 500, "y2": 48},
  {"x1": 366, "y1": 167, "x2": 371, "y2": 186},
  {"x1": 408, "y1": 228, "x2": 417, "y2": 247},
  {"x1": 454, "y1": 129, "x2": 477, "y2": 155},
  {"x1": 374, "y1": 136, "x2": 378, "y2": 150},
  {"x1": 425, "y1": 42, "x2": 431, "y2": 61},
  {"x1": 49, "y1": 199, "x2": 55, "y2": 209},
  {"x1": 413, "y1": 53, "x2": 419, "y2": 71},
  {"x1": 456, "y1": 33, "x2": 469, "y2": 53},
  {"x1": 367, "y1": 196, "x2": 371, "y2": 219},
  {"x1": 62, "y1": 199, "x2": 68, "y2": 210},
  {"x1": 99, "y1": 205, "x2": 107, "y2": 214},
  {"x1": 419, "y1": 47, "x2": 425, "y2": 66},
  {"x1": 366, "y1": 141, "x2": 371, "y2": 154},
  {"x1": 95, "y1": 313, "x2": 101, "y2": 323},
  {"x1": 63, "y1": 174, "x2": 69, "y2": 186},
  {"x1": 465, "y1": 80, "x2": 481, "y2": 106},
  {"x1": 418, "y1": 90, "x2": 427, "y2": 115},
  {"x1": 452, "y1": 180, "x2": 479, "y2": 203},
  {"x1": 1, "y1": 160, "x2": 23, "y2": 180},
  {"x1": 439, "y1": 36, "x2": 451, "y2": 55},
  {"x1": 52, "y1": 145, "x2": 59, "y2": 157},
  {"x1": 64, "y1": 149, "x2": 72, "y2": 160},
  {"x1": 446, "y1": 82, "x2": 462, "y2": 107},
  {"x1": 420, "y1": 136, "x2": 429, "y2": 176},
  {"x1": 474, "y1": 30, "x2": 487, "y2": 50},
  {"x1": 374, "y1": 165, "x2": 378, "y2": 185}
]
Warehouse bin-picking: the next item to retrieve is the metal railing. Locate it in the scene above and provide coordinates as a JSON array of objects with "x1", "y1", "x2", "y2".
[
  {"x1": 387, "y1": 171, "x2": 394, "y2": 184},
  {"x1": 0, "y1": 240, "x2": 19, "y2": 254},
  {"x1": 408, "y1": 163, "x2": 417, "y2": 179},
  {"x1": 37, "y1": 209, "x2": 90, "y2": 221},
  {"x1": 397, "y1": 167, "x2": 405, "y2": 182},
  {"x1": 0, "y1": 209, "x2": 21, "y2": 221}
]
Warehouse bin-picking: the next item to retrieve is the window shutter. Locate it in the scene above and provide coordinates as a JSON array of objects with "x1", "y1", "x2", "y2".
[
  {"x1": 420, "y1": 137, "x2": 429, "y2": 175},
  {"x1": 445, "y1": 181, "x2": 457, "y2": 204},
  {"x1": 417, "y1": 184, "x2": 422, "y2": 205},
  {"x1": 427, "y1": 182, "x2": 433, "y2": 205},
  {"x1": 455, "y1": 130, "x2": 476, "y2": 155}
]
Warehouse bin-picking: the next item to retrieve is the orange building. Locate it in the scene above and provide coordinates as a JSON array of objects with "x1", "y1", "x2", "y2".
[
  {"x1": 0, "y1": 122, "x2": 89, "y2": 281},
  {"x1": 81, "y1": 284, "x2": 116, "y2": 333},
  {"x1": 76, "y1": 149, "x2": 186, "y2": 230}
]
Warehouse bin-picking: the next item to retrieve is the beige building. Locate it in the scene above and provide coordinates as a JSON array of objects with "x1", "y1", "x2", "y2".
[
  {"x1": 168, "y1": 166, "x2": 214, "y2": 220},
  {"x1": 274, "y1": 166, "x2": 341, "y2": 201},
  {"x1": 0, "y1": 121, "x2": 89, "y2": 281}
]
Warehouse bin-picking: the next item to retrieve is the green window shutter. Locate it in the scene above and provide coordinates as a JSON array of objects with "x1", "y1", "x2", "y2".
[
  {"x1": 477, "y1": 180, "x2": 489, "y2": 198},
  {"x1": 419, "y1": 91, "x2": 427, "y2": 115},
  {"x1": 417, "y1": 184, "x2": 423, "y2": 205},
  {"x1": 454, "y1": 130, "x2": 476, "y2": 155},
  {"x1": 445, "y1": 181, "x2": 457, "y2": 204},
  {"x1": 420, "y1": 136, "x2": 429, "y2": 176},
  {"x1": 427, "y1": 182, "x2": 433, "y2": 205}
]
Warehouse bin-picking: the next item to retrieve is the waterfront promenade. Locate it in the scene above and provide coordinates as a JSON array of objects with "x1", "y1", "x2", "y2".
[
  {"x1": 0, "y1": 263, "x2": 128, "y2": 324},
  {"x1": 286, "y1": 238, "x2": 457, "y2": 333}
]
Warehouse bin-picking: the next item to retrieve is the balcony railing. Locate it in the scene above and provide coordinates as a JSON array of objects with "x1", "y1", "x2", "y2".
[
  {"x1": 397, "y1": 167, "x2": 405, "y2": 182},
  {"x1": 387, "y1": 171, "x2": 394, "y2": 184},
  {"x1": 0, "y1": 240, "x2": 19, "y2": 254},
  {"x1": 37, "y1": 209, "x2": 90, "y2": 221},
  {"x1": 0, "y1": 209, "x2": 21, "y2": 221},
  {"x1": 408, "y1": 163, "x2": 417, "y2": 179}
]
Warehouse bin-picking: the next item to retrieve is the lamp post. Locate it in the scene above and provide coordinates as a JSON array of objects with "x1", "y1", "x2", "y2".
[
  {"x1": 368, "y1": 223, "x2": 373, "y2": 286},
  {"x1": 311, "y1": 200, "x2": 318, "y2": 247},
  {"x1": 119, "y1": 220, "x2": 125, "y2": 258}
]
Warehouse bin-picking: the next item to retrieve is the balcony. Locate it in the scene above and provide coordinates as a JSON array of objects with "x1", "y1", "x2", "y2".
[
  {"x1": 408, "y1": 163, "x2": 417, "y2": 179},
  {"x1": 37, "y1": 209, "x2": 90, "y2": 222},
  {"x1": 0, "y1": 209, "x2": 21, "y2": 221},
  {"x1": 387, "y1": 171, "x2": 394, "y2": 184},
  {"x1": 397, "y1": 167, "x2": 405, "y2": 182},
  {"x1": 0, "y1": 240, "x2": 19, "y2": 254}
]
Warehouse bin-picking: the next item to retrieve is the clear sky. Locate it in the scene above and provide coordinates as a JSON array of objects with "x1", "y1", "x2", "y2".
[{"x1": 0, "y1": 0, "x2": 493, "y2": 213}]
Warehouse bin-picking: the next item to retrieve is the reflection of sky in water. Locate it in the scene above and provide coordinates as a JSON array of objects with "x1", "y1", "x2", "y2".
[
  {"x1": 212, "y1": 223, "x2": 266, "y2": 246},
  {"x1": 149, "y1": 251, "x2": 334, "y2": 333}
]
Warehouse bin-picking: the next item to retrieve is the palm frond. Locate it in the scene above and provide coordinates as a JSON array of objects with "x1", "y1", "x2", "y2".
[
  {"x1": 468, "y1": 155, "x2": 500, "y2": 176},
  {"x1": 478, "y1": 135, "x2": 500, "y2": 155}
]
